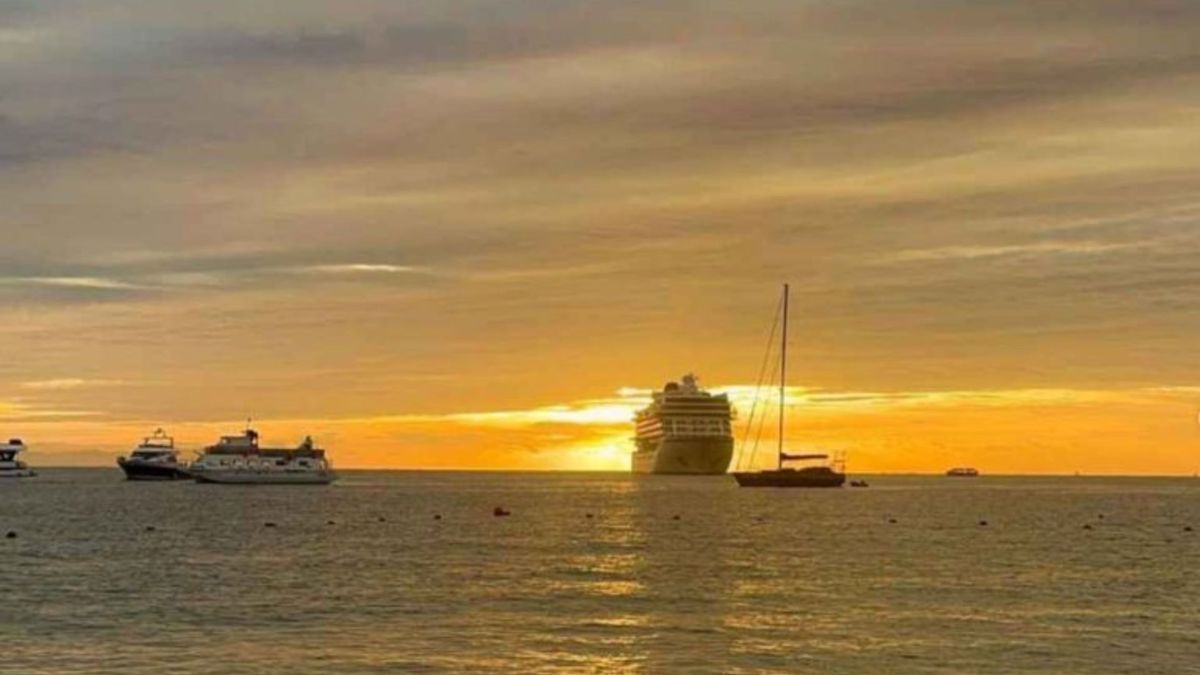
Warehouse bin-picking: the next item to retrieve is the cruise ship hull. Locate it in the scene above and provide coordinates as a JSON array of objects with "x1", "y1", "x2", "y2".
[{"x1": 631, "y1": 437, "x2": 733, "y2": 475}]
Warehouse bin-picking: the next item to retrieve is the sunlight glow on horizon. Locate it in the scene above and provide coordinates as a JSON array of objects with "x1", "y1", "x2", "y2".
[{"x1": 8, "y1": 383, "x2": 1199, "y2": 475}]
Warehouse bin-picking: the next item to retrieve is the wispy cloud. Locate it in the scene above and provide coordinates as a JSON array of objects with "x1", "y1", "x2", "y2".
[
  {"x1": 0, "y1": 276, "x2": 144, "y2": 291},
  {"x1": 337, "y1": 384, "x2": 1142, "y2": 432},
  {"x1": 0, "y1": 399, "x2": 102, "y2": 421},
  {"x1": 0, "y1": 27, "x2": 48, "y2": 46},
  {"x1": 0, "y1": 262, "x2": 429, "y2": 299},
  {"x1": 20, "y1": 378, "x2": 126, "y2": 391},
  {"x1": 306, "y1": 264, "x2": 424, "y2": 274},
  {"x1": 443, "y1": 401, "x2": 642, "y2": 427},
  {"x1": 882, "y1": 240, "x2": 1151, "y2": 264}
]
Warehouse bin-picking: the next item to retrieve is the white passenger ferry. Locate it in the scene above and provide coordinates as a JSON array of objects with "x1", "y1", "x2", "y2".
[
  {"x1": 188, "y1": 427, "x2": 337, "y2": 485},
  {"x1": 0, "y1": 438, "x2": 36, "y2": 478}
]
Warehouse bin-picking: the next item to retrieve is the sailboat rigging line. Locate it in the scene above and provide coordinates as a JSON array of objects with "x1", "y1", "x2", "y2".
[
  {"x1": 736, "y1": 292, "x2": 784, "y2": 471},
  {"x1": 749, "y1": 359, "x2": 780, "y2": 471},
  {"x1": 734, "y1": 291, "x2": 782, "y2": 470}
]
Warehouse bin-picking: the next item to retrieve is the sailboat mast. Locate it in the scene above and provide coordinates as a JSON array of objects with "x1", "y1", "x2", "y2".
[{"x1": 779, "y1": 283, "x2": 789, "y2": 470}]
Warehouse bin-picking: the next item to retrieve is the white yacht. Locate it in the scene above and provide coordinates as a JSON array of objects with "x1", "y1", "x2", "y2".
[
  {"x1": 116, "y1": 429, "x2": 189, "y2": 480},
  {"x1": 188, "y1": 427, "x2": 337, "y2": 485},
  {"x1": 0, "y1": 438, "x2": 36, "y2": 478}
]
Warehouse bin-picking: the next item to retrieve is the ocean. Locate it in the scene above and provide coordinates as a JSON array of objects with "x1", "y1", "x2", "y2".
[{"x1": 2, "y1": 471, "x2": 1198, "y2": 674}]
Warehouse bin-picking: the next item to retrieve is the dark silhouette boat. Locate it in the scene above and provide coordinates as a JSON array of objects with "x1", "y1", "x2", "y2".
[
  {"x1": 945, "y1": 467, "x2": 980, "y2": 477},
  {"x1": 0, "y1": 438, "x2": 36, "y2": 478},
  {"x1": 734, "y1": 455, "x2": 847, "y2": 488},
  {"x1": 732, "y1": 284, "x2": 846, "y2": 489},
  {"x1": 117, "y1": 429, "x2": 189, "y2": 481}
]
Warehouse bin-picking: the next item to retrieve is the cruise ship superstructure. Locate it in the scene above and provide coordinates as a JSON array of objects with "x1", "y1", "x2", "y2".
[{"x1": 632, "y1": 374, "x2": 734, "y2": 474}]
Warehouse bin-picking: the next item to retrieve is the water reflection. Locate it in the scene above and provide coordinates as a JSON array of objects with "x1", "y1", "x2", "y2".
[
  {"x1": 5, "y1": 471, "x2": 1200, "y2": 674},
  {"x1": 530, "y1": 477, "x2": 651, "y2": 673}
]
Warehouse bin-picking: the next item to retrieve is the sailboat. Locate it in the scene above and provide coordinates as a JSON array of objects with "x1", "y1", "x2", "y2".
[{"x1": 732, "y1": 284, "x2": 846, "y2": 488}]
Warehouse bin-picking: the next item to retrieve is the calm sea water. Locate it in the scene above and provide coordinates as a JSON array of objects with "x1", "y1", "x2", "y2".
[{"x1": 2, "y1": 470, "x2": 1198, "y2": 674}]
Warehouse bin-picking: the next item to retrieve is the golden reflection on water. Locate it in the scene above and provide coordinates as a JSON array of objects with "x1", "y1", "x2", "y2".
[
  {"x1": 13, "y1": 473, "x2": 1199, "y2": 673},
  {"x1": 523, "y1": 479, "x2": 653, "y2": 673},
  {"x1": 557, "y1": 552, "x2": 646, "y2": 598},
  {"x1": 586, "y1": 615, "x2": 650, "y2": 628}
]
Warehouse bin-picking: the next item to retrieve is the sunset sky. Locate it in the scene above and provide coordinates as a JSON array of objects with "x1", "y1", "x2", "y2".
[{"x1": 3, "y1": 1, "x2": 1199, "y2": 473}]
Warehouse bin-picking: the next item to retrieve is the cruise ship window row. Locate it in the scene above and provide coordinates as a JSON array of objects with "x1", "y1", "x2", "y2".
[{"x1": 661, "y1": 419, "x2": 731, "y2": 436}]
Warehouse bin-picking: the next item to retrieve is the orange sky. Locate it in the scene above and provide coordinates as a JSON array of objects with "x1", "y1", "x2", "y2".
[
  {"x1": 8, "y1": 382, "x2": 1200, "y2": 475},
  {"x1": 3, "y1": 1, "x2": 1200, "y2": 473}
]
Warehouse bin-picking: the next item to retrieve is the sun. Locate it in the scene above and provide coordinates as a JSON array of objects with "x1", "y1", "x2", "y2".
[{"x1": 558, "y1": 433, "x2": 633, "y2": 471}]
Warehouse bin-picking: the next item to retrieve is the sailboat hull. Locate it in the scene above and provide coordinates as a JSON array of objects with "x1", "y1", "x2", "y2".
[{"x1": 732, "y1": 468, "x2": 846, "y2": 488}]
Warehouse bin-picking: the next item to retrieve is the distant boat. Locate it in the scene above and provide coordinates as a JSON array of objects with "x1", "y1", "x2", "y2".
[
  {"x1": 0, "y1": 438, "x2": 36, "y2": 478},
  {"x1": 946, "y1": 467, "x2": 980, "y2": 477},
  {"x1": 117, "y1": 428, "x2": 189, "y2": 480},
  {"x1": 188, "y1": 427, "x2": 337, "y2": 485},
  {"x1": 732, "y1": 284, "x2": 846, "y2": 489}
]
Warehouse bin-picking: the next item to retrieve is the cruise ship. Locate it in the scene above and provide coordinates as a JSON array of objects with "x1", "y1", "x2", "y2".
[
  {"x1": 188, "y1": 427, "x2": 337, "y2": 485},
  {"x1": 116, "y1": 429, "x2": 189, "y2": 480},
  {"x1": 632, "y1": 373, "x2": 734, "y2": 474},
  {"x1": 0, "y1": 438, "x2": 35, "y2": 478}
]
